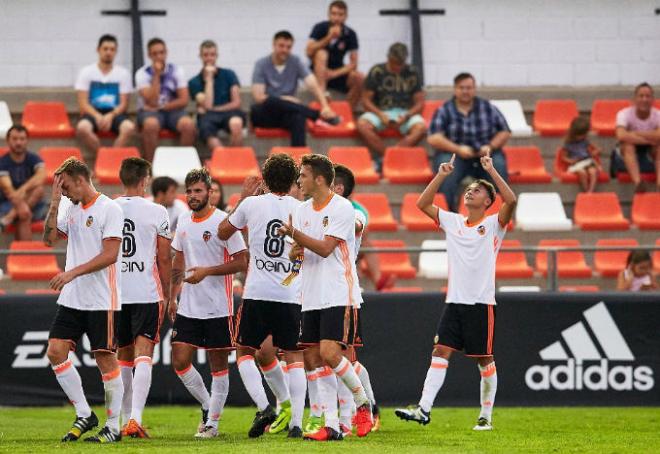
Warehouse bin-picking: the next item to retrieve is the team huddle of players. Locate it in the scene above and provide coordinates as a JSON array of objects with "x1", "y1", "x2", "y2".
[{"x1": 43, "y1": 148, "x2": 515, "y2": 443}]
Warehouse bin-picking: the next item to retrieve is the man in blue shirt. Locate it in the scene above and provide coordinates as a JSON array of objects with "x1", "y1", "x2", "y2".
[
  {"x1": 0, "y1": 125, "x2": 47, "y2": 240},
  {"x1": 189, "y1": 40, "x2": 246, "y2": 151},
  {"x1": 428, "y1": 73, "x2": 511, "y2": 211}
]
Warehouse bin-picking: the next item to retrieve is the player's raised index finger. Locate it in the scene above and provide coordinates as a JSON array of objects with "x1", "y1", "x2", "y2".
[{"x1": 449, "y1": 153, "x2": 456, "y2": 165}]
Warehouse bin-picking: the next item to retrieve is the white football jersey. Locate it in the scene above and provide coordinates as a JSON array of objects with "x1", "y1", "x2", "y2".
[
  {"x1": 115, "y1": 196, "x2": 171, "y2": 304},
  {"x1": 228, "y1": 193, "x2": 301, "y2": 304},
  {"x1": 56, "y1": 193, "x2": 123, "y2": 311},
  {"x1": 172, "y1": 208, "x2": 247, "y2": 319},
  {"x1": 293, "y1": 193, "x2": 361, "y2": 311},
  {"x1": 354, "y1": 208, "x2": 367, "y2": 258},
  {"x1": 437, "y1": 211, "x2": 507, "y2": 305}
]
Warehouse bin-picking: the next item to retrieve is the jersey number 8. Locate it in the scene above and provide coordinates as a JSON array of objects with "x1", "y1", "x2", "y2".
[{"x1": 264, "y1": 219, "x2": 285, "y2": 258}]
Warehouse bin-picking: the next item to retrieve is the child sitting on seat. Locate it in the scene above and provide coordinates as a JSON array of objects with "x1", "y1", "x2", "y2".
[
  {"x1": 617, "y1": 250, "x2": 658, "y2": 291},
  {"x1": 559, "y1": 116, "x2": 602, "y2": 192}
]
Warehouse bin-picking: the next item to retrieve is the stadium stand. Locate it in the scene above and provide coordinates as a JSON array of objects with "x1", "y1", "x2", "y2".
[
  {"x1": 382, "y1": 286, "x2": 423, "y2": 293},
  {"x1": 7, "y1": 241, "x2": 61, "y2": 280},
  {"x1": 515, "y1": 192, "x2": 573, "y2": 232},
  {"x1": 573, "y1": 192, "x2": 630, "y2": 231},
  {"x1": 490, "y1": 100, "x2": 532, "y2": 137},
  {"x1": 401, "y1": 193, "x2": 446, "y2": 231},
  {"x1": 590, "y1": 100, "x2": 630, "y2": 136},
  {"x1": 308, "y1": 101, "x2": 357, "y2": 138},
  {"x1": 654, "y1": 240, "x2": 660, "y2": 273},
  {"x1": 553, "y1": 148, "x2": 610, "y2": 183},
  {"x1": 39, "y1": 147, "x2": 83, "y2": 183},
  {"x1": 352, "y1": 193, "x2": 397, "y2": 231},
  {"x1": 94, "y1": 147, "x2": 140, "y2": 184},
  {"x1": 559, "y1": 285, "x2": 600, "y2": 292},
  {"x1": 503, "y1": 146, "x2": 552, "y2": 183},
  {"x1": 22, "y1": 101, "x2": 74, "y2": 138},
  {"x1": 535, "y1": 239, "x2": 593, "y2": 278},
  {"x1": 0, "y1": 101, "x2": 12, "y2": 137},
  {"x1": 496, "y1": 239, "x2": 534, "y2": 278},
  {"x1": 418, "y1": 239, "x2": 449, "y2": 279},
  {"x1": 152, "y1": 146, "x2": 202, "y2": 185},
  {"x1": 269, "y1": 146, "x2": 312, "y2": 163},
  {"x1": 594, "y1": 238, "x2": 639, "y2": 277},
  {"x1": 226, "y1": 193, "x2": 241, "y2": 211},
  {"x1": 370, "y1": 239, "x2": 417, "y2": 279},
  {"x1": 254, "y1": 126, "x2": 289, "y2": 139},
  {"x1": 421, "y1": 100, "x2": 443, "y2": 127},
  {"x1": 631, "y1": 193, "x2": 660, "y2": 230},
  {"x1": 208, "y1": 147, "x2": 261, "y2": 184},
  {"x1": 533, "y1": 99, "x2": 578, "y2": 136},
  {"x1": 382, "y1": 147, "x2": 433, "y2": 184},
  {"x1": 327, "y1": 146, "x2": 379, "y2": 184}
]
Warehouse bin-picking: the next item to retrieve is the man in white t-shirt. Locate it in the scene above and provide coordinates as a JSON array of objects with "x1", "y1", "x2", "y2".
[
  {"x1": 217, "y1": 154, "x2": 305, "y2": 438},
  {"x1": 75, "y1": 34, "x2": 135, "y2": 154},
  {"x1": 169, "y1": 168, "x2": 247, "y2": 438},
  {"x1": 615, "y1": 82, "x2": 660, "y2": 192},
  {"x1": 395, "y1": 152, "x2": 516, "y2": 432},
  {"x1": 114, "y1": 158, "x2": 171, "y2": 438},
  {"x1": 278, "y1": 154, "x2": 373, "y2": 441},
  {"x1": 43, "y1": 158, "x2": 125, "y2": 443},
  {"x1": 135, "y1": 37, "x2": 195, "y2": 162}
]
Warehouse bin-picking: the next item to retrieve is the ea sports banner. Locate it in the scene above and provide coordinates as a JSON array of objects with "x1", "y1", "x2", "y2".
[{"x1": 1, "y1": 293, "x2": 659, "y2": 406}]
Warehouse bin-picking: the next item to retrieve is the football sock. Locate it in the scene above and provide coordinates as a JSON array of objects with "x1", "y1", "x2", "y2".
[
  {"x1": 287, "y1": 362, "x2": 306, "y2": 428},
  {"x1": 418, "y1": 356, "x2": 449, "y2": 413},
  {"x1": 118, "y1": 361, "x2": 133, "y2": 424},
  {"x1": 261, "y1": 358, "x2": 291, "y2": 404},
  {"x1": 306, "y1": 368, "x2": 322, "y2": 418},
  {"x1": 478, "y1": 362, "x2": 497, "y2": 421},
  {"x1": 52, "y1": 359, "x2": 92, "y2": 418},
  {"x1": 175, "y1": 364, "x2": 210, "y2": 410},
  {"x1": 333, "y1": 357, "x2": 368, "y2": 407},
  {"x1": 317, "y1": 366, "x2": 339, "y2": 431},
  {"x1": 237, "y1": 355, "x2": 269, "y2": 411},
  {"x1": 130, "y1": 356, "x2": 152, "y2": 425},
  {"x1": 353, "y1": 361, "x2": 376, "y2": 406},
  {"x1": 101, "y1": 368, "x2": 124, "y2": 433},
  {"x1": 337, "y1": 377, "x2": 354, "y2": 427},
  {"x1": 209, "y1": 370, "x2": 229, "y2": 429}
]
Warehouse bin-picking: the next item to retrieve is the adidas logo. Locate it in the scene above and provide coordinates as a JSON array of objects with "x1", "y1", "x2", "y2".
[{"x1": 525, "y1": 302, "x2": 654, "y2": 392}]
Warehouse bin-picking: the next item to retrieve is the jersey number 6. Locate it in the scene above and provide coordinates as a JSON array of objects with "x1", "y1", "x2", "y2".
[{"x1": 123, "y1": 219, "x2": 137, "y2": 258}]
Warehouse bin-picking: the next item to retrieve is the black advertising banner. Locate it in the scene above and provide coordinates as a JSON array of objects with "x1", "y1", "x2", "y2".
[{"x1": 1, "y1": 293, "x2": 659, "y2": 406}]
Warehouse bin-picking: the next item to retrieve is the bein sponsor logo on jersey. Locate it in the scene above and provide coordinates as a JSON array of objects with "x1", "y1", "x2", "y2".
[
  {"x1": 525, "y1": 302, "x2": 654, "y2": 392},
  {"x1": 254, "y1": 258, "x2": 292, "y2": 273}
]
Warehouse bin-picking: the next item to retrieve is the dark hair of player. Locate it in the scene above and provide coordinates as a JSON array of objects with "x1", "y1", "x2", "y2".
[
  {"x1": 300, "y1": 154, "x2": 334, "y2": 187},
  {"x1": 473, "y1": 179, "x2": 496, "y2": 208},
  {"x1": 55, "y1": 157, "x2": 91, "y2": 182},
  {"x1": 151, "y1": 176, "x2": 178, "y2": 197},
  {"x1": 119, "y1": 157, "x2": 152, "y2": 188},
  {"x1": 97, "y1": 34, "x2": 117, "y2": 49},
  {"x1": 263, "y1": 153, "x2": 299, "y2": 194},
  {"x1": 333, "y1": 164, "x2": 355, "y2": 198},
  {"x1": 185, "y1": 168, "x2": 212, "y2": 190}
]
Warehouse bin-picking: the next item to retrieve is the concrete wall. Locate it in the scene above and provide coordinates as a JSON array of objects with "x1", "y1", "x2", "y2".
[{"x1": 0, "y1": 0, "x2": 658, "y2": 88}]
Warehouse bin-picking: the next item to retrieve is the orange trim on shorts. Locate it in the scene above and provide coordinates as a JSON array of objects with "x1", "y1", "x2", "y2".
[
  {"x1": 101, "y1": 368, "x2": 120, "y2": 382},
  {"x1": 134, "y1": 356, "x2": 152, "y2": 366},
  {"x1": 306, "y1": 372, "x2": 318, "y2": 381},
  {"x1": 108, "y1": 263, "x2": 118, "y2": 311},
  {"x1": 211, "y1": 369, "x2": 229, "y2": 377},
  {"x1": 106, "y1": 309, "x2": 115, "y2": 351},
  {"x1": 237, "y1": 355, "x2": 254, "y2": 366},
  {"x1": 487, "y1": 305, "x2": 494, "y2": 355},
  {"x1": 260, "y1": 359, "x2": 279, "y2": 373},
  {"x1": 317, "y1": 366, "x2": 334, "y2": 378},
  {"x1": 52, "y1": 360, "x2": 73, "y2": 374},
  {"x1": 175, "y1": 364, "x2": 193, "y2": 376},
  {"x1": 118, "y1": 360, "x2": 134, "y2": 368},
  {"x1": 287, "y1": 362, "x2": 304, "y2": 370}
]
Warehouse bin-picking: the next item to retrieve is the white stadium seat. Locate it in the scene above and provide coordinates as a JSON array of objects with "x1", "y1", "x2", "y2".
[
  {"x1": 152, "y1": 147, "x2": 201, "y2": 185},
  {"x1": 418, "y1": 240, "x2": 448, "y2": 279},
  {"x1": 0, "y1": 101, "x2": 13, "y2": 137},
  {"x1": 516, "y1": 192, "x2": 573, "y2": 231},
  {"x1": 491, "y1": 100, "x2": 532, "y2": 137}
]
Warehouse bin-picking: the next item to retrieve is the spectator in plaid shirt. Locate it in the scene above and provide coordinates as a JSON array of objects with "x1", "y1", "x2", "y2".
[{"x1": 428, "y1": 73, "x2": 511, "y2": 211}]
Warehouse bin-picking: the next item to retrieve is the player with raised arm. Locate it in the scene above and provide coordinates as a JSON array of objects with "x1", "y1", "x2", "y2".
[
  {"x1": 278, "y1": 154, "x2": 373, "y2": 441},
  {"x1": 114, "y1": 158, "x2": 171, "y2": 438},
  {"x1": 169, "y1": 169, "x2": 248, "y2": 438},
  {"x1": 43, "y1": 158, "x2": 124, "y2": 443},
  {"x1": 394, "y1": 153, "x2": 516, "y2": 431},
  {"x1": 217, "y1": 153, "x2": 306, "y2": 438}
]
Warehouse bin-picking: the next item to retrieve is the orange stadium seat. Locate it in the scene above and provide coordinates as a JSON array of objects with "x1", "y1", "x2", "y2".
[
  {"x1": 22, "y1": 101, "x2": 74, "y2": 138},
  {"x1": 270, "y1": 146, "x2": 312, "y2": 164},
  {"x1": 382, "y1": 147, "x2": 433, "y2": 184},
  {"x1": 382, "y1": 287, "x2": 423, "y2": 293},
  {"x1": 226, "y1": 193, "x2": 241, "y2": 211},
  {"x1": 4, "y1": 221, "x2": 45, "y2": 234},
  {"x1": 370, "y1": 239, "x2": 416, "y2": 279},
  {"x1": 328, "y1": 147, "x2": 379, "y2": 184},
  {"x1": 594, "y1": 238, "x2": 638, "y2": 277},
  {"x1": 0, "y1": 147, "x2": 8, "y2": 156},
  {"x1": 496, "y1": 239, "x2": 534, "y2": 278},
  {"x1": 308, "y1": 101, "x2": 357, "y2": 138},
  {"x1": 590, "y1": 100, "x2": 630, "y2": 136},
  {"x1": 159, "y1": 129, "x2": 177, "y2": 139},
  {"x1": 536, "y1": 239, "x2": 592, "y2": 278},
  {"x1": 632, "y1": 193, "x2": 660, "y2": 230},
  {"x1": 254, "y1": 127, "x2": 289, "y2": 138},
  {"x1": 7, "y1": 241, "x2": 61, "y2": 280},
  {"x1": 573, "y1": 192, "x2": 629, "y2": 230},
  {"x1": 553, "y1": 148, "x2": 610, "y2": 183},
  {"x1": 208, "y1": 147, "x2": 261, "y2": 184},
  {"x1": 25, "y1": 289, "x2": 60, "y2": 295},
  {"x1": 422, "y1": 100, "x2": 444, "y2": 127},
  {"x1": 533, "y1": 100, "x2": 578, "y2": 136},
  {"x1": 401, "y1": 193, "x2": 447, "y2": 231},
  {"x1": 503, "y1": 146, "x2": 552, "y2": 183},
  {"x1": 559, "y1": 285, "x2": 600, "y2": 292},
  {"x1": 616, "y1": 171, "x2": 656, "y2": 183},
  {"x1": 458, "y1": 193, "x2": 514, "y2": 230},
  {"x1": 95, "y1": 147, "x2": 140, "y2": 184},
  {"x1": 654, "y1": 239, "x2": 660, "y2": 273},
  {"x1": 352, "y1": 193, "x2": 397, "y2": 231},
  {"x1": 39, "y1": 147, "x2": 83, "y2": 184}
]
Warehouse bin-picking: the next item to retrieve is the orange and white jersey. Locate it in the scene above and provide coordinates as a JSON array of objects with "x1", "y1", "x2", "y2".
[
  {"x1": 437, "y1": 211, "x2": 507, "y2": 305},
  {"x1": 172, "y1": 208, "x2": 247, "y2": 319},
  {"x1": 293, "y1": 193, "x2": 361, "y2": 311},
  {"x1": 228, "y1": 193, "x2": 301, "y2": 304},
  {"x1": 115, "y1": 196, "x2": 171, "y2": 304},
  {"x1": 56, "y1": 193, "x2": 123, "y2": 311}
]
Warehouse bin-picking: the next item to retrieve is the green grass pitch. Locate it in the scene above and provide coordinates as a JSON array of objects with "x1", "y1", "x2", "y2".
[{"x1": 0, "y1": 406, "x2": 658, "y2": 453}]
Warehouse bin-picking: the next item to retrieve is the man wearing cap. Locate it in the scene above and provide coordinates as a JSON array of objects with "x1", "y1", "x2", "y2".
[{"x1": 356, "y1": 42, "x2": 426, "y2": 162}]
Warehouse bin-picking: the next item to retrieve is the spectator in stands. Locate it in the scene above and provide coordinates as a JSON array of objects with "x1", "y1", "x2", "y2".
[
  {"x1": 559, "y1": 116, "x2": 602, "y2": 193},
  {"x1": 151, "y1": 176, "x2": 188, "y2": 232},
  {"x1": 189, "y1": 40, "x2": 246, "y2": 151},
  {"x1": 306, "y1": 0, "x2": 364, "y2": 109},
  {"x1": 617, "y1": 251, "x2": 658, "y2": 291},
  {"x1": 356, "y1": 42, "x2": 426, "y2": 163},
  {"x1": 250, "y1": 30, "x2": 339, "y2": 147},
  {"x1": 75, "y1": 34, "x2": 135, "y2": 154},
  {"x1": 614, "y1": 82, "x2": 660, "y2": 192},
  {"x1": 428, "y1": 73, "x2": 510, "y2": 211},
  {"x1": 209, "y1": 178, "x2": 227, "y2": 211},
  {"x1": 0, "y1": 125, "x2": 47, "y2": 240},
  {"x1": 136, "y1": 38, "x2": 195, "y2": 162}
]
